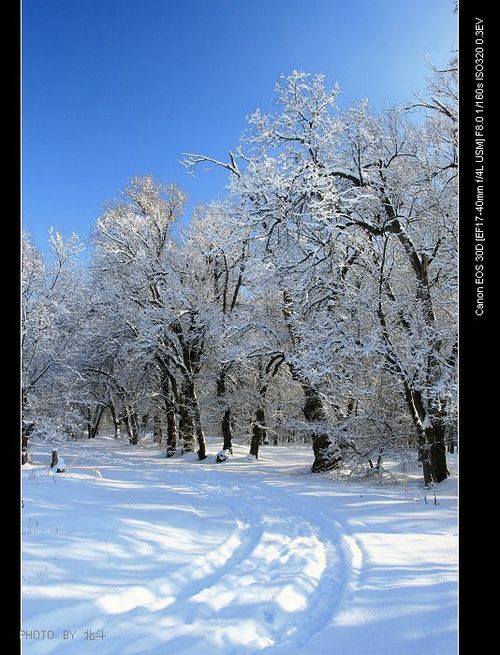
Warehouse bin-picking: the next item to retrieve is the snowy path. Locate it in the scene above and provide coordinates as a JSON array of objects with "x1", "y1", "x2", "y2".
[{"x1": 22, "y1": 439, "x2": 457, "y2": 655}]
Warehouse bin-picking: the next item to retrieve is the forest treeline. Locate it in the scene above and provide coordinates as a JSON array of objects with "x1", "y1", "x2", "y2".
[{"x1": 22, "y1": 62, "x2": 457, "y2": 485}]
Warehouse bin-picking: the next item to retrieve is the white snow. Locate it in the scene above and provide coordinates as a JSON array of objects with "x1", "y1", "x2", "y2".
[{"x1": 22, "y1": 438, "x2": 457, "y2": 654}]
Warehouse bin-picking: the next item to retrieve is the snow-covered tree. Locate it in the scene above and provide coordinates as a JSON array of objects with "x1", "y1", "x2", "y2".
[
  {"x1": 22, "y1": 61, "x2": 456, "y2": 486},
  {"x1": 22, "y1": 230, "x2": 87, "y2": 460},
  {"x1": 182, "y1": 65, "x2": 457, "y2": 482}
]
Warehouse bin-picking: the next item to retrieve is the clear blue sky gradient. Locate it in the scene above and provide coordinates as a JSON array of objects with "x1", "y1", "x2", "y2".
[{"x1": 22, "y1": 0, "x2": 457, "y2": 251}]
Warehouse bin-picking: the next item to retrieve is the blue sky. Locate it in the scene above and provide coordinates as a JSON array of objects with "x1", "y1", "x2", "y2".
[{"x1": 22, "y1": 0, "x2": 456, "y2": 251}]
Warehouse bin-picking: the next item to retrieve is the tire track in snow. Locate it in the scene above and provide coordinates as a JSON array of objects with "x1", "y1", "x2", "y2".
[
  {"x1": 101, "y1": 456, "x2": 270, "y2": 618},
  {"x1": 92, "y1": 451, "x2": 363, "y2": 653},
  {"x1": 164, "y1": 470, "x2": 362, "y2": 652},
  {"x1": 146, "y1": 518, "x2": 264, "y2": 613},
  {"x1": 223, "y1": 478, "x2": 361, "y2": 651},
  {"x1": 24, "y1": 443, "x2": 364, "y2": 654},
  {"x1": 115, "y1": 451, "x2": 362, "y2": 652}
]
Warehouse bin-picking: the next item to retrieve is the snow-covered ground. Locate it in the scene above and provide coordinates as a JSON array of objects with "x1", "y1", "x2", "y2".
[{"x1": 22, "y1": 438, "x2": 457, "y2": 655}]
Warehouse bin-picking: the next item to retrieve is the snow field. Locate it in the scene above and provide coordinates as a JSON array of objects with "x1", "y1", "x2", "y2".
[{"x1": 22, "y1": 438, "x2": 457, "y2": 655}]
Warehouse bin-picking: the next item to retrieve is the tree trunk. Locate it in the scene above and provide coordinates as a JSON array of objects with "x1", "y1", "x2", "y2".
[
  {"x1": 250, "y1": 407, "x2": 266, "y2": 459},
  {"x1": 217, "y1": 368, "x2": 233, "y2": 453},
  {"x1": 124, "y1": 408, "x2": 139, "y2": 445},
  {"x1": 22, "y1": 421, "x2": 35, "y2": 465},
  {"x1": 178, "y1": 379, "x2": 206, "y2": 459},
  {"x1": 178, "y1": 389, "x2": 195, "y2": 453},
  {"x1": 165, "y1": 409, "x2": 177, "y2": 457},
  {"x1": 190, "y1": 384, "x2": 207, "y2": 460},
  {"x1": 222, "y1": 409, "x2": 233, "y2": 452},
  {"x1": 447, "y1": 430, "x2": 457, "y2": 454},
  {"x1": 418, "y1": 421, "x2": 449, "y2": 485},
  {"x1": 153, "y1": 414, "x2": 162, "y2": 444},
  {"x1": 94, "y1": 406, "x2": 104, "y2": 437},
  {"x1": 130, "y1": 412, "x2": 139, "y2": 445},
  {"x1": 160, "y1": 369, "x2": 178, "y2": 457},
  {"x1": 110, "y1": 404, "x2": 121, "y2": 439},
  {"x1": 405, "y1": 387, "x2": 449, "y2": 485},
  {"x1": 170, "y1": 317, "x2": 207, "y2": 459},
  {"x1": 87, "y1": 405, "x2": 105, "y2": 439},
  {"x1": 139, "y1": 414, "x2": 149, "y2": 438},
  {"x1": 195, "y1": 420, "x2": 207, "y2": 460},
  {"x1": 303, "y1": 384, "x2": 342, "y2": 473},
  {"x1": 287, "y1": 361, "x2": 342, "y2": 473},
  {"x1": 249, "y1": 360, "x2": 274, "y2": 459},
  {"x1": 283, "y1": 292, "x2": 342, "y2": 473},
  {"x1": 178, "y1": 410, "x2": 194, "y2": 452},
  {"x1": 416, "y1": 393, "x2": 449, "y2": 486}
]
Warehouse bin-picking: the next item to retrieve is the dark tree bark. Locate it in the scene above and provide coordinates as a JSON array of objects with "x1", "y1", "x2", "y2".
[
  {"x1": 447, "y1": 430, "x2": 457, "y2": 454},
  {"x1": 178, "y1": 386, "x2": 206, "y2": 459},
  {"x1": 285, "y1": 350, "x2": 342, "y2": 473},
  {"x1": 169, "y1": 318, "x2": 207, "y2": 460},
  {"x1": 217, "y1": 368, "x2": 233, "y2": 453},
  {"x1": 22, "y1": 421, "x2": 35, "y2": 465},
  {"x1": 139, "y1": 413, "x2": 149, "y2": 438},
  {"x1": 153, "y1": 414, "x2": 162, "y2": 444},
  {"x1": 22, "y1": 438, "x2": 29, "y2": 465},
  {"x1": 250, "y1": 407, "x2": 266, "y2": 459},
  {"x1": 420, "y1": 416, "x2": 449, "y2": 485},
  {"x1": 405, "y1": 387, "x2": 449, "y2": 485},
  {"x1": 178, "y1": 384, "x2": 195, "y2": 453},
  {"x1": 303, "y1": 384, "x2": 342, "y2": 473},
  {"x1": 109, "y1": 404, "x2": 121, "y2": 439},
  {"x1": 158, "y1": 367, "x2": 178, "y2": 457},
  {"x1": 87, "y1": 405, "x2": 105, "y2": 439},
  {"x1": 165, "y1": 409, "x2": 177, "y2": 456},
  {"x1": 187, "y1": 381, "x2": 207, "y2": 460},
  {"x1": 182, "y1": 380, "x2": 206, "y2": 462},
  {"x1": 422, "y1": 425, "x2": 448, "y2": 484},
  {"x1": 124, "y1": 408, "x2": 139, "y2": 445},
  {"x1": 222, "y1": 409, "x2": 233, "y2": 452},
  {"x1": 178, "y1": 409, "x2": 194, "y2": 452},
  {"x1": 249, "y1": 357, "x2": 281, "y2": 459},
  {"x1": 400, "y1": 377, "x2": 449, "y2": 487},
  {"x1": 195, "y1": 420, "x2": 207, "y2": 460},
  {"x1": 301, "y1": 384, "x2": 343, "y2": 474}
]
